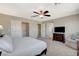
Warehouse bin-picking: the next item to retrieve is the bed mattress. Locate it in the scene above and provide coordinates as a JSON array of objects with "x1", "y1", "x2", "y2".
[{"x1": 1, "y1": 37, "x2": 47, "y2": 56}]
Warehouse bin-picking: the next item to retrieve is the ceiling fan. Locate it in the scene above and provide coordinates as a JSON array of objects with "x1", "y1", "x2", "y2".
[{"x1": 32, "y1": 10, "x2": 51, "y2": 18}]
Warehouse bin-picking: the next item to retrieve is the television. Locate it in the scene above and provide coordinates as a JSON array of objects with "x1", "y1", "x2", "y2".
[{"x1": 54, "y1": 27, "x2": 65, "y2": 33}]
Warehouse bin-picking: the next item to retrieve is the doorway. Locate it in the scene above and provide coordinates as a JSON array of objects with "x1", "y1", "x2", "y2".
[
  {"x1": 38, "y1": 24, "x2": 41, "y2": 38},
  {"x1": 22, "y1": 22, "x2": 29, "y2": 37}
]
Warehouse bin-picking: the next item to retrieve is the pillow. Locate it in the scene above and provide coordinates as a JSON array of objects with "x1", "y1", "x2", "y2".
[{"x1": 0, "y1": 35, "x2": 13, "y2": 53}]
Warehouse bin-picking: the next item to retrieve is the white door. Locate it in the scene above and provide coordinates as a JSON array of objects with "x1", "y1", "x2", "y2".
[{"x1": 11, "y1": 20, "x2": 22, "y2": 38}]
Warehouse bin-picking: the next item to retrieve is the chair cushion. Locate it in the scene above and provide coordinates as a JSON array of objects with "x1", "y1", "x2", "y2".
[{"x1": 66, "y1": 39, "x2": 77, "y2": 50}]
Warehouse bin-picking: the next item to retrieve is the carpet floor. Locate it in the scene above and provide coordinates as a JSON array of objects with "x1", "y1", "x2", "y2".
[{"x1": 38, "y1": 38, "x2": 77, "y2": 56}]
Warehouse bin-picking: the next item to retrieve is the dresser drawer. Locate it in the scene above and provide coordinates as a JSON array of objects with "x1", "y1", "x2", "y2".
[{"x1": 53, "y1": 33, "x2": 65, "y2": 43}]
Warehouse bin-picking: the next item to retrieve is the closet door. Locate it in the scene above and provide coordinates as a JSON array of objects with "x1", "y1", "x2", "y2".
[
  {"x1": 38, "y1": 24, "x2": 41, "y2": 38},
  {"x1": 22, "y1": 22, "x2": 29, "y2": 37}
]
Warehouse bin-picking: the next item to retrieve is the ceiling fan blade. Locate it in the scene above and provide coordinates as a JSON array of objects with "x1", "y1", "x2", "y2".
[
  {"x1": 44, "y1": 11, "x2": 49, "y2": 14},
  {"x1": 31, "y1": 15, "x2": 38, "y2": 17},
  {"x1": 45, "y1": 15, "x2": 51, "y2": 17},
  {"x1": 33, "y1": 11, "x2": 39, "y2": 14}
]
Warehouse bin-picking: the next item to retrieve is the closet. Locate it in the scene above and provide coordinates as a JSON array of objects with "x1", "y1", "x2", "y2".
[{"x1": 22, "y1": 22, "x2": 29, "y2": 37}]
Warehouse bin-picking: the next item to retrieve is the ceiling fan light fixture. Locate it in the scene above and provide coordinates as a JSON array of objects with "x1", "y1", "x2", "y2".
[
  {"x1": 39, "y1": 15, "x2": 43, "y2": 18},
  {"x1": 32, "y1": 10, "x2": 51, "y2": 18}
]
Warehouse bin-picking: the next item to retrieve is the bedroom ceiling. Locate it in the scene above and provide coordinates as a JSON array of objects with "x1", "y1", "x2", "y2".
[{"x1": 0, "y1": 3, "x2": 79, "y2": 21}]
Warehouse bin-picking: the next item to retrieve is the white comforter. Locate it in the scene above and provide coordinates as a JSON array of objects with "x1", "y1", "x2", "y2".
[{"x1": 1, "y1": 37, "x2": 47, "y2": 56}]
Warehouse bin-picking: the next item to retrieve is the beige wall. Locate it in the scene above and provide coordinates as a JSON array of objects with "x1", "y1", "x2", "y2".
[
  {"x1": 53, "y1": 14, "x2": 79, "y2": 39},
  {"x1": 45, "y1": 23, "x2": 54, "y2": 38},
  {"x1": 11, "y1": 18, "x2": 39, "y2": 38},
  {"x1": 0, "y1": 14, "x2": 11, "y2": 35},
  {"x1": 41, "y1": 22, "x2": 54, "y2": 38},
  {"x1": 0, "y1": 13, "x2": 79, "y2": 39},
  {"x1": 0, "y1": 13, "x2": 54, "y2": 38},
  {"x1": 0, "y1": 14, "x2": 39, "y2": 38}
]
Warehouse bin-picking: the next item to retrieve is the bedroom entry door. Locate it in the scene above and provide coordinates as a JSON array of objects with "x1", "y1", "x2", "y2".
[
  {"x1": 22, "y1": 22, "x2": 29, "y2": 37},
  {"x1": 38, "y1": 24, "x2": 41, "y2": 38}
]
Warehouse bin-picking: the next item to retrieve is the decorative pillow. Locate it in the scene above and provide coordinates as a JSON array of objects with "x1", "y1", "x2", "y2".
[{"x1": 0, "y1": 35, "x2": 13, "y2": 53}]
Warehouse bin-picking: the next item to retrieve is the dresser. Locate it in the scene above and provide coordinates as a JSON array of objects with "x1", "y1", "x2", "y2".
[{"x1": 53, "y1": 33, "x2": 65, "y2": 43}]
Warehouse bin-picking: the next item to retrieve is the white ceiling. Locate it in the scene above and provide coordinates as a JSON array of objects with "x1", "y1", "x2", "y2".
[{"x1": 0, "y1": 3, "x2": 79, "y2": 21}]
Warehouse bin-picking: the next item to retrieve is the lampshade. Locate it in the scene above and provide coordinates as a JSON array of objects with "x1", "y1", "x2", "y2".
[{"x1": 0, "y1": 25, "x2": 3, "y2": 30}]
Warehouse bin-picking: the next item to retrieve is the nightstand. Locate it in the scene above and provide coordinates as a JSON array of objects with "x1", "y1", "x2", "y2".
[{"x1": 0, "y1": 51, "x2": 2, "y2": 56}]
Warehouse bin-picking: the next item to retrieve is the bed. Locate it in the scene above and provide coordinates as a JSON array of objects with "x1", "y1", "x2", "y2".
[{"x1": 0, "y1": 36, "x2": 47, "y2": 56}]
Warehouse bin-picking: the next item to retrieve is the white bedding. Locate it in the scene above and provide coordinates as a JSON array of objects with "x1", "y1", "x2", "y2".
[{"x1": 1, "y1": 37, "x2": 47, "y2": 56}]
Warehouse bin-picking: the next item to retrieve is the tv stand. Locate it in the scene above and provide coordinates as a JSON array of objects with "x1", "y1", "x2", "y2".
[{"x1": 53, "y1": 32, "x2": 65, "y2": 43}]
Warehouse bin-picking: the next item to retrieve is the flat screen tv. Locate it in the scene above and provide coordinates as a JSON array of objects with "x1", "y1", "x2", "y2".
[{"x1": 54, "y1": 27, "x2": 65, "y2": 33}]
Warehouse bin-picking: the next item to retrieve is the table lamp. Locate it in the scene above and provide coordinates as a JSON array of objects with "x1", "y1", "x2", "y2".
[{"x1": 0, "y1": 25, "x2": 4, "y2": 37}]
